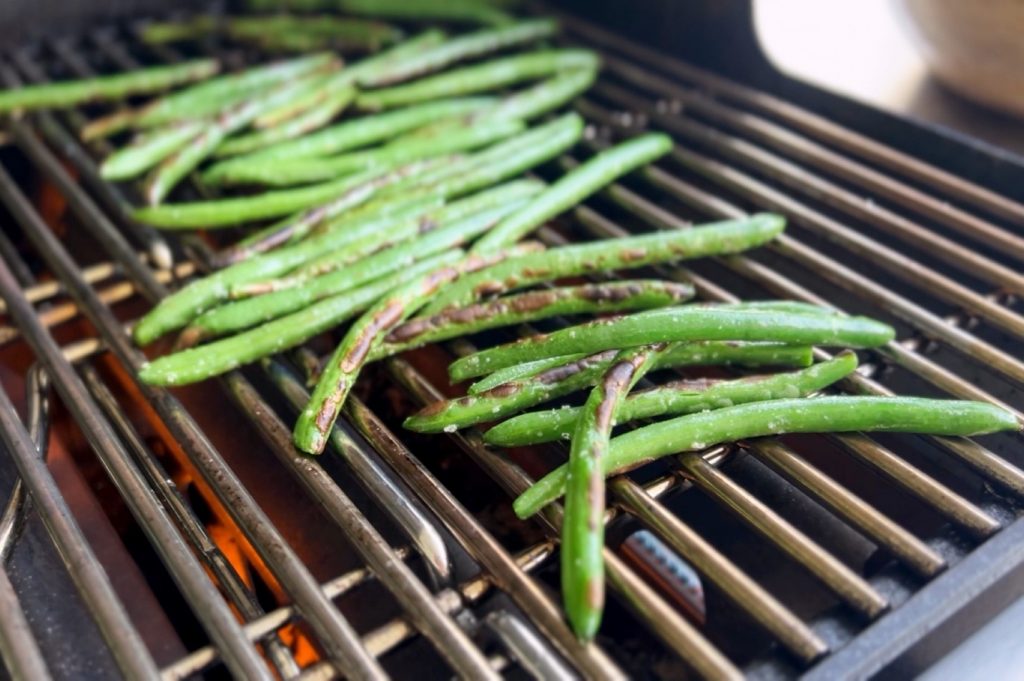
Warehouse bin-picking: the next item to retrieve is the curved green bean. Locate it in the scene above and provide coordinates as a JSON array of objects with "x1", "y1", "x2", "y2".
[
  {"x1": 356, "y1": 49, "x2": 599, "y2": 110},
  {"x1": 201, "y1": 97, "x2": 494, "y2": 183},
  {"x1": 295, "y1": 245, "x2": 541, "y2": 454},
  {"x1": 371, "y1": 279, "x2": 694, "y2": 358},
  {"x1": 486, "y1": 68, "x2": 597, "y2": 122},
  {"x1": 513, "y1": 396, "x2": 1022, "y2": 518},
  {"x1": 133, "y1": 197, "x2": 448, "y2": 345},
  {"x1": 144, "y1": 69, "x2": 339, "y2": 205},
  {"x1": 422, "y1": 213, "x2": 785, "y2": 316},
  {"x1": 449, "y1": 306, "x2": 894, "y2": 380},
  {"x1": 403, "y1": 341, "x2": 813, "y2": 433},
  {"x1": 99, "y1": 120, "x2": 204, "y2": 180},
  {"x1": 138, "y1": 252, "x2": 461, "y2": 387},
  {"x1": 473, "y1": 133, "x2": 673, "y2": 252},
  {"x1": 214, "y1": 85, "x2": 356, "y2": 158},
  {"x1": 485, "y1": 351, "x2": 859, "y2": 447},
  {"x1": 0, "y1": 58, "x2": 219, "y2": 113},
  {"x1": 563, "y1": 345, "x2": 659, "y2": 641},
  {"x1": 358, "y1": 19, "x2": 558, "y2": 87}
]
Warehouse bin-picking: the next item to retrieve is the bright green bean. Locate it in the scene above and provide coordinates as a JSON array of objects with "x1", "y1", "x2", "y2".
[
  {"x1": 486, "y1": 68, "x2": 597, "y2": 122},
  {"x1": 486, "y1": 351, "x2": 859, "y2": 447},
  {"x1": 449, "y1": 306, "x2": 894, "y2": 380},
  {"x1": 403, "y1": 342, "x2": 813, "y2": 433},
  {"x1": 422, "y1": 213, "x2": 785, "y2": 316},
  {"x1": 371, "y1": 279, "x2": 694, "y2": 358},
  {"x1": 473, "y1": 133, "x2": 672, "y2": 252},
  {"x1": 294, "y1": 242, "x2": 543, "y2": 454},
  {"x1": 563, "y1": 345, "x2": 658, "y2": 640},
  {"x1": 358, "y1": 19, "x2": 558, "y2": 87},
  {"x1": 335, "y1": 0, "x2": 514, "y2": 25},
  {"x1": 356, "y1": 49, "x2": 599, "y2": 110},
  {"x1": 513, "y1": 396, "x2": 1022, "y2": 518},
  {"x1": 200, "y1": 97, "x2": 494, "y2": 183},
  {"x1": 138, "y1": 252, "x2": 460, "y2": 387},
  {"x1": 0, "y1": 59, "x2": 219, "y2": 113}
]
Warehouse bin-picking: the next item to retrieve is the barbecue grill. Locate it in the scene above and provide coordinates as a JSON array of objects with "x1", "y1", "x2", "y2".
[{"x1": 1, "y1": 1, "x2": 1023, "y2": 678}]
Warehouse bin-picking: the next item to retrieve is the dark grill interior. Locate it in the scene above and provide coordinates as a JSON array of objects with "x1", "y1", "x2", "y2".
[{"x1": 0, "y1": 2, "x2": 1023, "y2": 679}]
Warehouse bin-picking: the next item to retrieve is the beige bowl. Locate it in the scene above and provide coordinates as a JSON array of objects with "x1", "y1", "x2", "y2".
[{"x1": 898, "y1": 0, "x2": 1024, "y2": 117}]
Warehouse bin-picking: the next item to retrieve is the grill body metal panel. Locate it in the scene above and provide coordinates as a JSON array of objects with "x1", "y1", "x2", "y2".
[{"x1": 0, "y1": 2, "x2": 1022, "y2": 679}]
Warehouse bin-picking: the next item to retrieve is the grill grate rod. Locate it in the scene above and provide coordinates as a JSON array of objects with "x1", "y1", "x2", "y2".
[
  {"x1": 552, "y1": 6, "x2": 1024, "y2": 230},
  {"x1": 0, "y1": 108, "x2": 388, "y2": 678},
  {"x1": 0, "y1": 257, "x2": 160, "y2": 679}
]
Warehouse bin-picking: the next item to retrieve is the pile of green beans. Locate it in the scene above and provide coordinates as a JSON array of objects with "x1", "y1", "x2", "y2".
[{"x1": 46, "y1": 11, "x2": 1012, "y2": 645}]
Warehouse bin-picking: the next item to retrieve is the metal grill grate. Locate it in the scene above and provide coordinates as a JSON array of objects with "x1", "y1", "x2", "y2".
[{"x1": 0, "y1": 4, "x2": 1022, "y2": 679}]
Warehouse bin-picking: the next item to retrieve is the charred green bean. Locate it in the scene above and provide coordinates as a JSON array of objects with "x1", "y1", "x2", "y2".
[
  {"x1": 372, "y1": 279, "x2": 694, "y2": 357},
  {"x1": 138, "y1": 252, "x2": 460, "y2": 387},
  {"x1": 449, "y1": 306, "x2": 895, "y2": 380},
  {"x1": 422, "y1": 213, "x2": 785, "y2": 316},
  {"x1": 485, "y1": 351, "x2": 859, "y2": 446},
  {"x1": 404, "y1": 342, "x2": 813, "y2": 433}
]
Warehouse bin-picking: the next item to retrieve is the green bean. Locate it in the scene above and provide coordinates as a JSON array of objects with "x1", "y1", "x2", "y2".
[
  {"x1": 214, "y1": 85, "x2": 356, "y2": 158},
  {"x1": 356, "y1": 49, "x2": 600, "y2": 110},
  {"x1": 133, "y1": 198, "x2": 448, "y2": 345},
  {"x1": 191, "y1": 197, "x2": 535, "y2": 337},
  {"x1": 486, "y1": 351, "x2": 859, "y2": 447},
  {"x1": 200, "y1": 97, "x2": 493, "y2": 183},
  {"x1": 344, "y1": 29, "x2": 447, "y2": 83},
  {"x1": 359, "y1": 19, "x2": 558, "y2": 87},
  {"x1": 143, "y1": 69, "x2": 339, "y2": 205},
  {"x1": 371, "y1": 280, "x2": 694, "y2": 358},
  {"x1": 486, "y1": 68, "x2": 597, "y2": 122},
  {"x1": 294, "y1": 243, "x2": 541, "y2": 454},
  {"x1": 139, "y1": 252, "x2": 461, "y2": 387},
  {"x1": 403, "y1": 342, "x2": 813, "y2": 433},
  {"x1": 465, "y1": 303, "x2": 826, "y2": 398},
  {"x1": 234, "y1": 179, "x2": 543, "y2": 295},
  {"x1": 513, "y1": 396, "x2": 1022, "y2": 518},
  {"x1": 99, "y1": 120, "x2": 204, "y2": 180},
  {"x1": 209, "y1": 117, "x2": 525, "y2": 187},
  {"x1": 473, "y1": 133, "x2": 673, "y2": 252},
  {"x1": 229, "y1": 15, "x2": 404, "y2": 51},
  {"x1": 335, "y1": 0, "x2": 514, "y2": 25},
  {"x1": 468, "y1": 355, "x2": 586, "y2": 395},
  {"x1": 81, "y1": 53, "x2": 337, "y2": 139},
  {"x1": 564, "y1": 345, "x2": 658, "y2": 640},
  {"x1": 450, "y1": 306, "x2": 894, "y2": 380},
  {"x1": 134, "y1": 173, "x2": 371, "y2": 229},
  {"x1": 388, "y1": 111, "x2": 583, "y2": 200},
  {"x1": 422, "y1": 213, "x2": 785, "y2": 316},
  {"x1": 0, "y1": 58, "x2": 219, "y2": 113}
]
